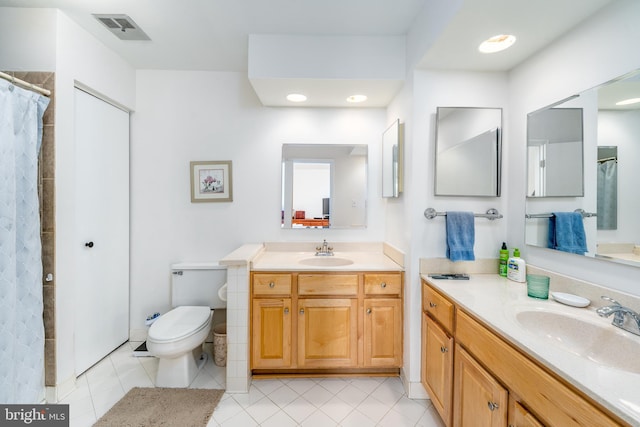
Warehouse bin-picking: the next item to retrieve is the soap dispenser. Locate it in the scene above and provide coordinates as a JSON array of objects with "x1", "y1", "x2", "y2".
[{"x1": 507, "y1": 248, "x2": 526, "y2": 282}]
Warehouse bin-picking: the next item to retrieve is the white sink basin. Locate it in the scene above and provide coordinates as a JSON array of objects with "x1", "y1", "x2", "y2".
[
  {"x1": 299, "y1": 257, "x2": 354, "y2": 267},
  {"x1": 515, "y1": 309, "x2": 640, "y2": 373}
]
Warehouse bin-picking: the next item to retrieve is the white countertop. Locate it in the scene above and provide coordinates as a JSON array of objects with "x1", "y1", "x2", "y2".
[
  {"x1": 422, "y1": 274, "x2": 640, "y2": 426},
  {"x1": 252, "y1": 250, "x2": 403, "y2": 271}
]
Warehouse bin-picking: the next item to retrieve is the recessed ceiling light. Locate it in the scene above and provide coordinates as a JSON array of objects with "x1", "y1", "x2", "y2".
[
  {"x1": 346, "y1": 95, "x2": 367, "y2": 103},
  {"x1": 478, "y1": 34, "x2": 516, "y2": 54},
  {"x1": 286, "y1": 93, "x2": 307, "y2": 102},
  {"x1": 615, "y1": 97, "x2": 640, "y2": 106}
]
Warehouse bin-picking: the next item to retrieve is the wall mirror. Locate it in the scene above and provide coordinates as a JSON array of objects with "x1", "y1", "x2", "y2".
[
  {"x1": 382, "y1": 119, "x2": 403, "y2": 198},
  {"x1": 281, "y1": 144, "x2": 367, "y2": 229},
  {"x1": 525, "y1": 69, "x2": 640, "y2": 267},
  {"x1": 434, "y1": 107, "x2": 502, "y2": 196},
  {"x1": 527, "y1": 106, "x2": 584, "y2": 197}
]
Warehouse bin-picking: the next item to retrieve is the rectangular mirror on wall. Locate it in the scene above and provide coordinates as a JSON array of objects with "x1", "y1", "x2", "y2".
[
  {"x1": 525, "y1": 68, "x2": 640, "y2": 268},
  {"x1": 281, "y1": 144, "x2": 367, "y2": 229},
  {"x1": 527, "y1": 106, "x2": 584, "y2": 197},
  {"x1": 434, "y1": 107, "x2": 502, "y2": 196},
  {"x1": 382, "y1": 119, "x2": 403, "y2": 198}
]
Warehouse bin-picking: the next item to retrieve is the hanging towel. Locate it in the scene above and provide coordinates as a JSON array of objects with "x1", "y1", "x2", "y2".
[
  {"x1": 446, "y1": 212, "x2": 475, "y2": 261},
  {"x1": 548, "y1": 212, "x2": 588, "y2": 255}
]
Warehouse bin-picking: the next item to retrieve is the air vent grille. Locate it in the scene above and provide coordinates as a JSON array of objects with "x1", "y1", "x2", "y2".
[{"x1": 93, "y1": 14, "x2": 151, "y2": 41}]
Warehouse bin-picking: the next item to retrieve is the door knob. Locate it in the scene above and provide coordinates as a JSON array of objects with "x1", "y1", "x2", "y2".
[{"x1": 85, "y1": 241, "x2": 94, "y2": 248}]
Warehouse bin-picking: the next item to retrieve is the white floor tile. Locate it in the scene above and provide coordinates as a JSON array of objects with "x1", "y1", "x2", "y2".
[
  {"x1": 319, "y1": 395, "x2": 354, "y2": 423},
  {"x1": 300, "y1": 409, "x2": 337, "y2": 426},
  {"x1": 60, "y1": 341, "x2": 443, "y2": 427},
  {"x1": 244, "y1": 396, "x2": 281, "y2": 424},
  {"x1": 302, "y1": 383, "x2": 334, "y2": 407},
  {"x1": 282, "y1": 396, "x2": 316, "y2": 423},
  {"x1": 260, "y1": 409, "x2": 299, "y2": 427}
]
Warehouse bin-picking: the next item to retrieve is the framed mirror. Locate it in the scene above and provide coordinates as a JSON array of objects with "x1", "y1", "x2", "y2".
[
  {"x1": 525, "y1": 69, "x2": 640, "y2": 267},
  {"x1": 382, "y1": 119, "x2": 403, "y2": 198},
  {"x1": 434, "y1": 107, "x2": 502, "y2": 196},
  {"x1": 527, "y1": 105, "x2": 584, "y2": 197},
  {"x1": 281, "y1": 144, "x2": 367, "y2": 229}
]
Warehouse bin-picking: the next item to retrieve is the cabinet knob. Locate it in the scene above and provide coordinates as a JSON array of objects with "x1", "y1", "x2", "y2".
[
  {"x1": 440, "y1": 346, "x2": 448, "y2": 353},
  {"x1": 299, "y1": 309, "x2": 305, "y2": 314},
  {"x1": 269, "y1": 282, "x2": 275, "y2": 288},
  {"x1": 380, "y1": 282, "x2": 387, "y2": 288},
  {"x1": 366, "y1": 308, "x2": 372, "y2": 314},
  {"x1": 85, "y1": 241, "x2": 94, "y2": 248},
  {"x1": 487, "y1": 402, "x2": 499, "y2": 411},
  {"x1": 284, "y1": 308, "x2": 289, "y2": 314},
  {"x1": 429, "y1": 302, "x2": 437, "y2": 308}
]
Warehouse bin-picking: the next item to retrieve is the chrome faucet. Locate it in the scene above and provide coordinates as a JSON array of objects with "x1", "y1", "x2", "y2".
[
  {"x1": 315, "y1": 239, "x2": 334, "y2": 256},
  {"x1": 596, "y1": 296, "x2": 640, "y2": 337}
]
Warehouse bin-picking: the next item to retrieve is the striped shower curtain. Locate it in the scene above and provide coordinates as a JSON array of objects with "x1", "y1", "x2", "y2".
[{"x1": 0, "y1": 78, "x2": 50, "y2": 403}]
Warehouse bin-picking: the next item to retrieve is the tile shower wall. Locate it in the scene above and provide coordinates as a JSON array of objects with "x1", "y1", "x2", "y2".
[{"x1": 5, "y1": 71, "x2": 56, "y2": 386}]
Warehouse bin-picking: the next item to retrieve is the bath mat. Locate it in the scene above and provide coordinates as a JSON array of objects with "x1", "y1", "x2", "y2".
[{"x1": 93, "y1": 387, "x2": 224, "y2": 427}]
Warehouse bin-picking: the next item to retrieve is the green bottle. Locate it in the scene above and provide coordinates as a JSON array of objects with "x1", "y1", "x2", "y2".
[{"x1": 499, "y1": 242, "x2": 509, "y2": 277}]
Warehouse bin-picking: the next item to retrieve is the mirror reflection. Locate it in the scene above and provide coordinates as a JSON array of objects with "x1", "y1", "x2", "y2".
[
  {"x1": 281, "y1": 144, "x2": 367, "y2": 229},
  {"x1": 525, "y1": 69, "x2": 640, "y2": 267},
  {"x1": 435, "y1": 107, "x2": 502, "y2": 196},
  {"x1": 382, "y1": 119, "x2": 403, "y2": 198},
  {"x1": 527, "y1": 106, "x2": 584, "y2": 197}
]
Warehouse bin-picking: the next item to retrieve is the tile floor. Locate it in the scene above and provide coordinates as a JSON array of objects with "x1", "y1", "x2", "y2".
[{"x1": 60, "y1": 341, "x2": 445, "y2": 427}]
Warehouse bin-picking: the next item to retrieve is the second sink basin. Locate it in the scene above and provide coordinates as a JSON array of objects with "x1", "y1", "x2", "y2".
[
  {"x1": 515, "y1": 309, "x2": 640, "y2": 373},
  {"x1": 299, "y1": 257, "x2": 354, "y2": 267}
]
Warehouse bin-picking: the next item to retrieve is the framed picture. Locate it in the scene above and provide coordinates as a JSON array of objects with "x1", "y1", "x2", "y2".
[{"x1": 190, "y1": 160, "x2": 233, "y2": 202}]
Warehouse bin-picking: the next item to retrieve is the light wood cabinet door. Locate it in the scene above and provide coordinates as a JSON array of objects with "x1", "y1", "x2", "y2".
[
  {"x1": 251, "y1": 298, "x2": 292, "y2": 369},
  {"x1": 298, "y1": 298, "x2": 358, "y2": 368},
  {"x1": 363, "y1": 298, "x2": 402, "y2": 367},
  {"x1": 509, "y1": 397, "x2": 544, "y2": 427},
  {"x1": 423, "y1": 313, "x2": 454, "y2": 426},
  {"x1": 453, "y1": 344, "x2": 508, "y2": 427}
]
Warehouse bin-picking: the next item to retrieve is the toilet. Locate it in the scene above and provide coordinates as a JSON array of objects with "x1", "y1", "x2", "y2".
[{"x1": 147, "y1": 262, "x2": 227, "y2": 387}]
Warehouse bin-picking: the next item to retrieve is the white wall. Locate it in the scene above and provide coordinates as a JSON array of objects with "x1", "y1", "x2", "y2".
[
  {"x1": 508, "y1": 0, "x2": 640, "y2": 295},
  {"x1": 54, "y1": 10, "x2": 136, "y2": 387},
  {"x1": 0, "y1": 8, "x2": 57, "y2": 71},
  {"x1": 130, "y1": 70, "x2": 387, "y2": 333},
  {"x1": 391, "y1": 70, "x2": 509, "y2": 389}
]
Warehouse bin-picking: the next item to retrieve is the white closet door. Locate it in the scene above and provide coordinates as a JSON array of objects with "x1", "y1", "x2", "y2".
[{"x1": 74, "y1": 88, "x2": 130, "y2": 375}]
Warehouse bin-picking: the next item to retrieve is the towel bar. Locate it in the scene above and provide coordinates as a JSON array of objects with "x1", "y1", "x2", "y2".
[
  {"x1": 424, "y1": 208, "x2": 503, "y2": 221},
  {"x1": 525, "y1": 209, "x2": 597, "y2": 219}
]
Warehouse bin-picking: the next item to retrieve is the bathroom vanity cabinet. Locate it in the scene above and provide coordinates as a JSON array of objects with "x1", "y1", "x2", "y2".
[
  {"x1": 251, "y1": 271, "x2": 403, "y2": 374},
  {"x1": 421, "y1": 280, "x2": 627, "y2": 427}
]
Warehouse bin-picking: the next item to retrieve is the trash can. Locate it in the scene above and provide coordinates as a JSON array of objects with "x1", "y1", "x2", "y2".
[{"x1": 213, "y1": 323, "x2": 227, "y2": 367}]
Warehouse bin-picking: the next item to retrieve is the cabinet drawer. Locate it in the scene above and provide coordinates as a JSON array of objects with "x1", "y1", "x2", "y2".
[
  {"x1": 364, "y1": 273, "x2": 402, "y2": 296},
  {"x1": 298, "y1": 274, "x2": 358, "y2": 296},
  {"x1": 423, "y1": 282, "x2": 454, "y2": 333},
  {"x1": 253, "y1": 273, "x2": 292, "y2": 295},
  {"x1": 456, "y1": 310, "x2": 618, "y2": 427}
]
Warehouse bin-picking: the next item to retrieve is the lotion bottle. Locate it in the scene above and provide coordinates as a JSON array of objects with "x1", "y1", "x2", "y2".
[{"x1": 507, "y1": 248, "x2": 526, "y2": 282}]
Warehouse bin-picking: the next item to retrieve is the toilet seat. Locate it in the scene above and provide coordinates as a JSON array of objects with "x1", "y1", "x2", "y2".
[{"x1": 148, "y1": 306, "x2": 212, "y2": 343}]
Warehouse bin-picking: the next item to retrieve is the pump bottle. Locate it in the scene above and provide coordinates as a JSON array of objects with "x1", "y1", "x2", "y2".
[{"x1": 499, "y1": 242, "x2": 508, "y2": 277}]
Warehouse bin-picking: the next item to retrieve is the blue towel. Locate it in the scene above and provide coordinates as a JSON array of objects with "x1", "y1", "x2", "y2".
[
  {"x1": 548, "y1": 212, "x2": 588, "y2": 255},
  {"x1": 446, "y1": 211, "x2": 475, "y2": 261}
]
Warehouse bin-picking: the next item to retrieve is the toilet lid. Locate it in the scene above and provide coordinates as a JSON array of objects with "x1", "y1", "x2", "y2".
[{"x1": 148, "y1": 306, "x2": 212, "y2": 342}]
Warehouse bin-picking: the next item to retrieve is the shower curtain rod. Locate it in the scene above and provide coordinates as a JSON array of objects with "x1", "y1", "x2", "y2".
[{"x1": 0, "y1": 71, "x2": 51, "y2": 97}]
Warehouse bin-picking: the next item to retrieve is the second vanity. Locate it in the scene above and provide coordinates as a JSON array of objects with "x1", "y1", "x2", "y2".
[
  {"x1": 421, "y1": 271, "x2": 640, "y2": 427},
  {"x1": 249, "y1": 242, "x2": 404, "y2": 376}
]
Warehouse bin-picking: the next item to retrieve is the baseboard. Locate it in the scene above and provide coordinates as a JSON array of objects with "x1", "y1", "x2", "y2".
[
  {"x1": 47, "y1": 375, "x2": 76, "y2": 403},
  {"x1": 400, "y1": 368, "x2": 429, "y2": 400}
]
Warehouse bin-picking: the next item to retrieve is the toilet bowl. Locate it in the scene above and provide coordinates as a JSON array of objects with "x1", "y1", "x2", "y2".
[
  {"x1": 146, "y1": 262, "x2": 227, "y2": 388},
  {"x1": 147, "y1": 306, "x2": 212, "y2": 387}
]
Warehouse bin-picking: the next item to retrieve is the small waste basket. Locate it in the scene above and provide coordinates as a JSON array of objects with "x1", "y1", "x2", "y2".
[{"x1": 213, "y1": 323, "x2": 227, "y2": 367}]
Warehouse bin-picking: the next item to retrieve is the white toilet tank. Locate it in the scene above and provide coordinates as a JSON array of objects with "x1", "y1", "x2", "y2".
[{"x1": 170, "y1": 262, "x2": 227, "y2": 309}]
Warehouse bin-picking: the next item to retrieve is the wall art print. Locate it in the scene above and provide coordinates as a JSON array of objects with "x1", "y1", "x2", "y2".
[{"x1": 190, "y1": 160, "x2": 233, "y2": 202}]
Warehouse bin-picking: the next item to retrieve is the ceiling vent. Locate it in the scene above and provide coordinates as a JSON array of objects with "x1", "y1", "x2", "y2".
[{"x1": 93, "y1": 14, "x2": 151, "y2": 41}]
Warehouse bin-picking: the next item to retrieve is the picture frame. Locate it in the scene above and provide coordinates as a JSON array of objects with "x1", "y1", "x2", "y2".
[{"x1": 190, "y1": 160, "x2": 233, "y2": 202}]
